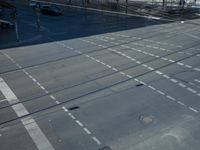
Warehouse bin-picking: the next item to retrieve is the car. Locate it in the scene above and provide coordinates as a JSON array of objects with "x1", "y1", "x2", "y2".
[
  {"x1": 29, "y1": 0, "x2": 38, "y2": 8},
  {"x1": 40, "y1": 5, "x2": 62, "y2": 16},
  {"x1": 0, "y1": 19, "x2": 14, "y2": 29}
]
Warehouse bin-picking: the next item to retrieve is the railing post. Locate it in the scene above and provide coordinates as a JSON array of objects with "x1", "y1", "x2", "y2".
[{"x1": 126, "y1": 0, "x2": 128, "y2": 14}]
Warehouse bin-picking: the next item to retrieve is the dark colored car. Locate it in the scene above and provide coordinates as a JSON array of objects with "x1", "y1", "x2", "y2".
[{"x1": 40, "y1": 5, "x2": 62, "y2": 16}]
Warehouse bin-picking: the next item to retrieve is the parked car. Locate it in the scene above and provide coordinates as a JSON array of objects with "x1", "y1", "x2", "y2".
[
  {"x1": 40, "y1": 5, "x2": 62, "y2": 16},
  {"x1": 29, "y1": 0, "x2": 38, "y2": 8},
  {"x1": 0, "y1": 19, "x2": 14, "y2": 29}
]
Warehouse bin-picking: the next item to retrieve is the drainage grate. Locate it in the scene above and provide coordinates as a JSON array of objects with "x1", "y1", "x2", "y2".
[
  {"x1": 99, "y1": 146, "x2": 112, "y2": 150},
  {"x1": 68, "y1": 106, "x2": 80, "y2": 111}
]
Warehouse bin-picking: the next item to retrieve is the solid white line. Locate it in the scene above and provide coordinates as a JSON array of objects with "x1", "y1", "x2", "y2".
[{"x1": 0, "y1": 78, "x2": 55, "y2": 150}]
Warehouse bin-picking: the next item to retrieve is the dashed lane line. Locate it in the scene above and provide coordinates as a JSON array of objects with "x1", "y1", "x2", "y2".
[
  {"x1": 110, "y1": 32, "x2": 183, "y2": 48},
  {"x1": 62, "y1": 107, "x2": 101, "y2": 145},
  {"x1": 81, "y1": 39, "x2": 200, "y2": 102},
  {"x1": 5, "y1": 37, "x2": 196, "y2": 146},
  {"x1": 83, "y1": 127, "x2": 92, "y2": 135},
  {"x1": 95, "y1": 36, "x2": 200, "y2": 73},
  {"x1": 68, "y1": 112, "x2": 76, "y2": 120},
  {"x1": 55, "y1": 41, "x2": 199, "y2": 114},
  {"x1": 4, "y1": 52, "x2": 102, "y2": 147}
]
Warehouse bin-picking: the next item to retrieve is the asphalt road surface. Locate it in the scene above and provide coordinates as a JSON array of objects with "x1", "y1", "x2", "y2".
[{"x1": 0, "y1": 2, "x2": 200, "y2": 150}]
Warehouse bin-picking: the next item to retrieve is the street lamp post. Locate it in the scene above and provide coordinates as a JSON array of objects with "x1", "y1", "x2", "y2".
[
  {"x1": 125, "y1": 0, "x2": 128, "y2": 14},
  {"x1": 14, "y1": 18, "x2": 19, "y2": 42},
  {"x1": 11, "y1": 9, "x2": 19, "y2": 42},
  {"x1": 33, "y1": 3, "x2": 41, "y2": 31},
  {"x1": 35, "y1": 3, "x2": 41, "y2": 31}
]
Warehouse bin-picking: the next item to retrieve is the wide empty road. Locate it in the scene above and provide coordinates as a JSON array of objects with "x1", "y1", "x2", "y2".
[{"x1": 0, "y1": 4, "x2": 200, "y2": 150}]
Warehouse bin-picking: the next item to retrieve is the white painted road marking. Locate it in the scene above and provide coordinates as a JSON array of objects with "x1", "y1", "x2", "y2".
[
  {"x1": 194, "y1": 79, "x2": 200, "y2": 84},
  {"x1": 189, "y1": 107, "x2": 199, "y2": 113},
  {"x1": 76, "y1": 120, "x2": 84, "y2": 127},
  {"x1": 92, "y1": 136, "x2": 101, "y2": 145},
  {"x1": 0, "y1": 99, "x2": 7, "y2": 103},
  {"x1": 0, "y1": 78, "x2": 55, "y2": 150},
  {"x1": 83, "y1": 127, "x2": 91, "y2": 135}
]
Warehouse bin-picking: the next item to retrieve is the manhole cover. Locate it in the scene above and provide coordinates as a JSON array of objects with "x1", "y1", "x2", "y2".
[
  {"x1": 99, "y1": 146, "x2": 112, "y2": 150},
  {"x1": 139, "y1": 115, "x2": 155, "y2": 124}
]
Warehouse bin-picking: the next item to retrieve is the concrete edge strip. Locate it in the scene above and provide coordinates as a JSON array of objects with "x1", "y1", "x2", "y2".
[{"x1": 0, "y1": 78, "x2": 55, "y2": 150}]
